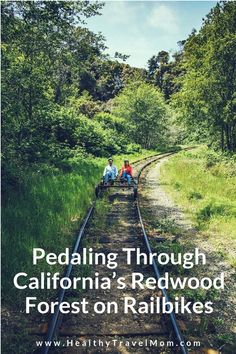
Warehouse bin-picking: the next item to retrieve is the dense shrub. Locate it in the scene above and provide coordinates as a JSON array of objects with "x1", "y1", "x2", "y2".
[
  {"x1": 94, "y1": 112, "x2": 127, "y2": 133},
  {"x1": 126, "y1": 143, "x2": 142, "y2": 153},
  {"x1": 113, "y1": 82, "x2": 169, "y2": 149}
]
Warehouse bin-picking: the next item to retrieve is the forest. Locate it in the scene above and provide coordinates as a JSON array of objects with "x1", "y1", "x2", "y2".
[
  {"x1": 2, "y1": 0, "x2": 236, "y2": 311},
  {"x1": 2, "y1": 1, "x2": 235, "y2": 179},
  {"x1": 1, "y1": 1, "x2": 236, "y2": 352}
]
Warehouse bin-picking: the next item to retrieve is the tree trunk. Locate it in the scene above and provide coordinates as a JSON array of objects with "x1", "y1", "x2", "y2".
[
  {"x1": 221, "y1": 124, "x2": 224, "y2": 151},
  {"x1": 225, "y1": 124, "x2": 231, "y2": 151},
  {"x1": 232, "y1": 122, "x2": 236, "y2": 152}
]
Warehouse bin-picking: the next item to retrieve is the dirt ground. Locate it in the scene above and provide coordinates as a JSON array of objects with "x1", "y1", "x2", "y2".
[{"x1": 139, "y1": 157, "x2": 236, "y2": 354}]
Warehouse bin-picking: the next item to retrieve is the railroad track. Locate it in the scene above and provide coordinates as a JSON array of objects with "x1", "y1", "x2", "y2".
[{"x1": 40, "y1": 152, "x2": 188, "y2": 354}]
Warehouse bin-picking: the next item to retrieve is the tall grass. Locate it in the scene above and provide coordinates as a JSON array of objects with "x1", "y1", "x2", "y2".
[
  {"x1": 160, "y1": 146, "x2": 236, "y2": 266},
  {"x1": 2, "y1": 150, "x2": 156, "y2": 307}
]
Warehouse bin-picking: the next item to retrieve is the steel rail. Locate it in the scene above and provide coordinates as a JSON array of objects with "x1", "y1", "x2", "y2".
[
  {"x1": 42, "y1": 203, "x2": 95, "y2": 354},
  {"x1": 136, "y1": 156, "x2": 188, "y2": 354},
  {"x1": 42, "y1": 150, "x2": 190, "y2": 353},
  {"x1": 130, "y1": 147, "x2": 180, "y2": 167}
]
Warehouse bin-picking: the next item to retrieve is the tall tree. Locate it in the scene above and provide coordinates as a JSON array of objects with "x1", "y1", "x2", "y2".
[
  {"x1": 1, "y1": 0, "x2": 104, "y2": 172},
  {"x1": 172, "y1": 1, "x2": 236, "y2": 151},
  {"x1": 113, "y1": 82, "x2": 168, "y2": 149},
  {"x1": 147, "y1": 51, "x2": 178, "y2": 100}
]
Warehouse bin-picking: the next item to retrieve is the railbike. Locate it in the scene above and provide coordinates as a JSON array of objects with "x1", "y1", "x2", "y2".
[{"x1": 95, "y1": 176, "x2": 138, "y2": 199}]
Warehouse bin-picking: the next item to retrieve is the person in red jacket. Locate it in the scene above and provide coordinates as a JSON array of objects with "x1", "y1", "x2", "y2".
[{"x1": 120, "y1": 159, "x2": 133, "y2": 186}]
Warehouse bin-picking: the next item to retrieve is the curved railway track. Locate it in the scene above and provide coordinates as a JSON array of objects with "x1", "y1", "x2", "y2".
[{"x1": 40, "y1": 152, "x2": 188, "y2": 354}]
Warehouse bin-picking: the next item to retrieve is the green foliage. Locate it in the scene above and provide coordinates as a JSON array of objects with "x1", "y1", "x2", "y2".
[
  {"x1": 67, "y1": 92, "x2": 101, "y2": 118},
  {"x1": 2, "y1": 156, "x2": 105, "y2": 306},
  {"x1": 174, "y1": 182, "x2": 182, "y2": 191},
  {"x1": 113, "y1": 82, "x2": 169, "y2": 149},
  {"x1": 79, "y1": 58, "x2": 146, "y2": 101},
  {"x1": 187, "y1": 191, "x2": 203, "y2": 201},
  {"x1": 94, "y1": 112, "x2": 126, "y2": 133},
  {"x1": 172, "y1": 2, "x2": 236, "y2": 152},
  {"x1": 1, "y1": 1, "x2": 105, "y2": 181},
  {"x1": 216, "y1": 333, "x2": 235, "y2": 346},
  {"x1": 126, "y1": 143, "x2": 142, "y2": 154},
  {"x1": 2, "y1": 0, "x2": 149, "y2": 191},
  {"x1": 49, "y1": 107, "x2": 122, "y2": 157},
  {"x1": 147, "y1": 50, "x2": 182, "y2": 100},
  {"x1": 197, "y1": 203, "x2": 230, "y2": 222}
]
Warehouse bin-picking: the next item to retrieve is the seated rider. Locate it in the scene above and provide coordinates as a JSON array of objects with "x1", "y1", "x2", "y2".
[
  {"x1": 103, "y1": 157, "x2": 118, "y2": 185},
  {"x1": 120, "y1": 159, "x2": 133, "y2": 186}
]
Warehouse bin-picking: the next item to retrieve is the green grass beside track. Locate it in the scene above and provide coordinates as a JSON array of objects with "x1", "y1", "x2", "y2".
[
  {"x1": 160, "y1": 146, "x2": 236, "y2": 266},
  {"x1": 2, "y1": 150, "x2": 156, "y2": 307}
]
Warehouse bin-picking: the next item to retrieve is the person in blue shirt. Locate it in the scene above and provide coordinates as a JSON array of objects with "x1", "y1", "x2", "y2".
[{"x1": 103, "y1": 157, "x2": 118, "y2": 185}]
